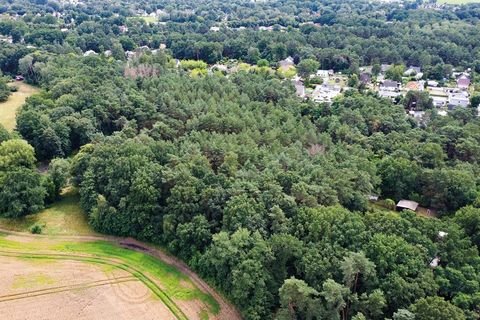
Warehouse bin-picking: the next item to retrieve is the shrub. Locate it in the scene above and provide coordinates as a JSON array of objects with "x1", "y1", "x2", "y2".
[{"x1": 30, "y1": 223, "x2": 44, "y2": 234}]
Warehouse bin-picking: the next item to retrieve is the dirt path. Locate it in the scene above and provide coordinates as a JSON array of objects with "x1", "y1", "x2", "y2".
[{"x1": 0, "y1": 228, "x2": 242, "y2": 320}]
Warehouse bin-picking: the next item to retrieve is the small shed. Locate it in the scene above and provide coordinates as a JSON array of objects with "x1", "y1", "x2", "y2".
[
  {"x1": 438, "y1": 231, "x2": 448, "y2": 239},
  {"x1": 396, "y1": 200, "x2": 419, "y2": 212},
  {"x1": 430, "y1": 257, "x2": 440, "y2": 268}
]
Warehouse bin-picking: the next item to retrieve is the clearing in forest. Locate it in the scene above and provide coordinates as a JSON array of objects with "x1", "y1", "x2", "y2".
[
  {"x1": 0, "y1": 188, "x2": 95, "y2": 236},
  {"x1": 0, "y1": 82, "x2": 39, "y2": 131}
]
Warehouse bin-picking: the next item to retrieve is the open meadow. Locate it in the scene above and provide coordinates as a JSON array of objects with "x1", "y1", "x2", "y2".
[
  {"x1": 0, "y1": 188, "x2": 95, "y2": 236},
  {"x1": 0, "y1": 82, "x2": 38, "y2": 131}
]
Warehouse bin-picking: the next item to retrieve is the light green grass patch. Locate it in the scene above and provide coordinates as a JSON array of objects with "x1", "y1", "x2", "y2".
[
  {"x1": 0, "y1": 187, "x2": 96, "y2": 236},
  {"x1": 128, "y1": 16, "x2": 158, "y2": 24},
  {"x1": 12, "y1": 273, "x2": 56, "y2": 289},
  {"x1": 0, "y1": 82, "x2": 39, "y2": 131},
  {"x1": 277, "y1": 66, "x2": 297, "y2": 79},
  {"x1": 199, "y1": 309, "x2": 209, "y2": 320}
]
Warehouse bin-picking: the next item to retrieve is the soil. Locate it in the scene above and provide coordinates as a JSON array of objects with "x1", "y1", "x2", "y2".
[
  {"x1": 0, "y1": 228, "x2": 243, "y2": 320},
  {"x1": 0, "y1": 256, "x2": 176, "y2": 320}
]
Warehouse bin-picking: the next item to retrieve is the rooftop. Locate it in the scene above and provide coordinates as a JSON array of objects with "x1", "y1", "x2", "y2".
[{"x1": 396, "y1": 200, "x2": 419, "y2": 211}]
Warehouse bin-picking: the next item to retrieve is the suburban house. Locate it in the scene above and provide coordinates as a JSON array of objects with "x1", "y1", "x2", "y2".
[
  {"x1": 316, "y1": 69, "x2": 330, "y2": 79},
  {"x1": 360, "y1": 72, "x2": 372, "y2": 84},
  {"x1": 448, "y1": 92, "x2": 470, "y2": 108},
  {"x1": 404, "y1": 66, "x2": 421, "y2": 76},
  {"x1": 380, "y1": 80, "x2": 401, "y2": 92},
  {"x1": 378, "y1": 80, "x2": 401, "y2": 99},
  {"x1": 381, "y1": 64, "x2": 392, "y2": 73},
  {"x1": 404, "y1": 66, "x2": 423, "y2": 79},
  {"x1": 396, "y1": 200, "x2": 419, "y2": 212},
  {"x1": 409, "y1": 110, "x2": 426, "y2": 120},
  {"x1": 432, "y1": 96, "x2": 448, "y2": 107},
  {"x1": 457, "y1": 74, "x2": 471, "y2": 89},
  {"x1": 293, "y1": 79, "x2": 306, "y2": 98},
  {"x1": 311, "y1": 84, "x2": 341, "y2": 104},
  {"x1": 279, "y1": 56, "x2": 295, "y2": 71},
  {"x1": 378, "y1": 90, "x2": 402, "y2": 100}
]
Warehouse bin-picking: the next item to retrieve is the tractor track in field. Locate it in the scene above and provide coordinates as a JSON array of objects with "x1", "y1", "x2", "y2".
[
  {"x1": 0, "y1": 249, "x2": 189, "y2": 320},
  {"x1": 0, "y1": 276, "x2": 137, "y2": 302},
  {"x1": 0, "y1": 228, "x2": 243, "y2": 320}
]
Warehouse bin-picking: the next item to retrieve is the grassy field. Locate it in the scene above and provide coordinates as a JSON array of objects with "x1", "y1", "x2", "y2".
[
  {"x1": 0, "y1": 187, "x2": 96, "y2": 236},
  {"x1": 128, "y1": 16, "x2": 158, "y2": 24},
  {"x1": 0, "y1": 82, "x2": 39, "y2": 131}
]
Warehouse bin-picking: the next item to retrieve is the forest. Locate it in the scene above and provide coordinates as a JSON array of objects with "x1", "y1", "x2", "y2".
[{"x1": 1, "y1": 0, "x2": 480, "y2": 319}]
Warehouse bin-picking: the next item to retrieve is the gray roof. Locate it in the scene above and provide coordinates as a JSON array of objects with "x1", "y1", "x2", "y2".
[
  {"x1": 396, "y1": 200, "x2": 419, "y2": 211},
  {"x1": 382, "y1": 80, "x2": 399, "y2": 88}
]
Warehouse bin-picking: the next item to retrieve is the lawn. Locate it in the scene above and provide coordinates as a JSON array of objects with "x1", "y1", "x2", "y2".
[
  {"x1": 128, "y1": 16, "x2": 158, "y2": 24},
  {"x1": 0, "y1": 187, "x2": 96, "y2": 236},
  {"x1": 0, "y1": 82, "x2": 39, "y2": 131}
]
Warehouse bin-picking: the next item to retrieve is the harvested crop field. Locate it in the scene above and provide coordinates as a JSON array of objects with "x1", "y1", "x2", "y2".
[
  {"x1": 0, "y1": 231, "x2": 240, "y2": 320},
  {"x1": 0, "y1": 256, "x2": 176, "y2": 320}
]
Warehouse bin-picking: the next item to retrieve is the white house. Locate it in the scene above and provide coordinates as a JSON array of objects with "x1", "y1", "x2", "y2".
[
  {"x1": 404, "y1": 66, "x2": 421, "y2": 76},
  {"x1": 315, "y1": 70, "x2": 333, "y2": 80},
  {"x1": 448, "y1": 92, "x2": 470, "y2": 108},
  {"x1": 380, "y1": 80, "x2": 401, "y2": 92},
  {"x1": 432, "y1": 96, "x2": 447, "y2": 108},
  {"x1": 311, "y1": 84, "x2": 341, "y2": 104}
]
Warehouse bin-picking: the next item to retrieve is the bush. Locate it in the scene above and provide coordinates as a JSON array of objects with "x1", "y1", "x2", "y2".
[
  {"x1": 29, "y1": 223, "x2": 44, "y2": 234},
  {"x1": 384, "y1": 199, "x2": 396, "y2": 210}
]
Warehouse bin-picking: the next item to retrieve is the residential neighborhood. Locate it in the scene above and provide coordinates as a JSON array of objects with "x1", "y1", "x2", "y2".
[{"x1": 285, "y1": 57, "x2": 477, "y2": 119}]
